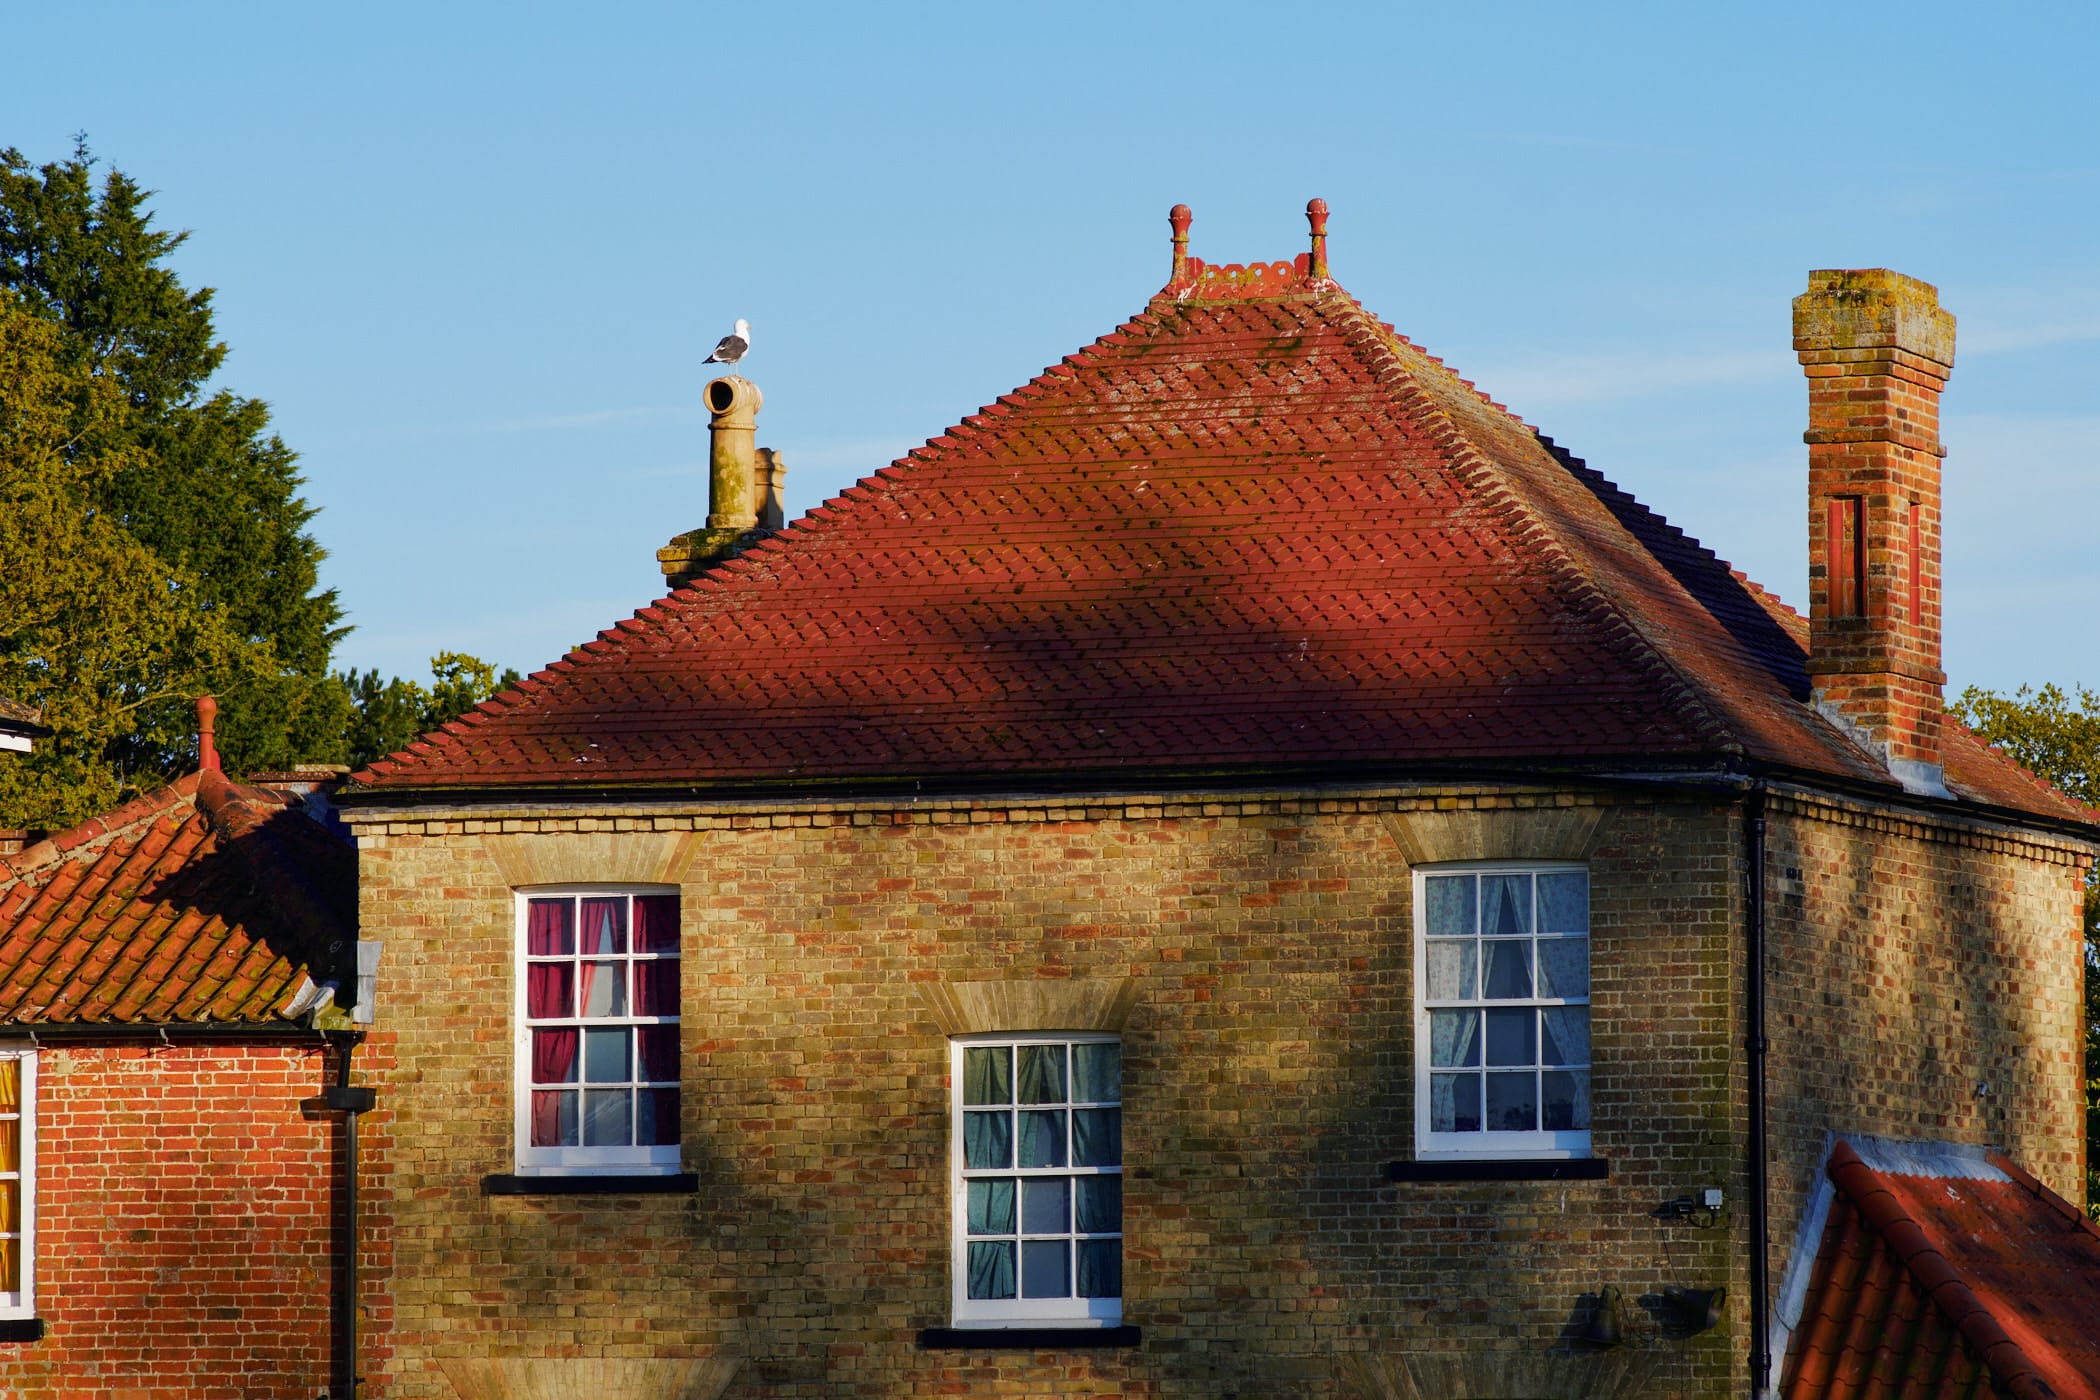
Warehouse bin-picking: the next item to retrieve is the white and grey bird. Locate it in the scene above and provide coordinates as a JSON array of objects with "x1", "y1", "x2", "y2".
[{"x1": 705, "y1": 318, "x2": 751, "y2": 371}]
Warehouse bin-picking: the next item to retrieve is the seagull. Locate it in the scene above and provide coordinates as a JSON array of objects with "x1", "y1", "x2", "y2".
[{"x1": 705, "y1": 318, "x2": 751, "y2": 374}]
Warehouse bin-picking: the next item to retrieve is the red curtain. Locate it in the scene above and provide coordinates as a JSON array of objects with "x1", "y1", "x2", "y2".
[{"x1": 527, "y1": 899, "x2": 572, "y2": 955}]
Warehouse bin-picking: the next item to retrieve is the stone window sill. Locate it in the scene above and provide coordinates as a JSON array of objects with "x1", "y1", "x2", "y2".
[{"x1": 0, "y1": 1319, "x2": 44, "y2": 1343}]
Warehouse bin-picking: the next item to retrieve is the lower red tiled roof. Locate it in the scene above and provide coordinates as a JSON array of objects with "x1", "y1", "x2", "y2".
[
  {"x1": 343, "y1": 255, "x2": 2094, "y2": 829},
  {"x1": 1783, "y1": 1139, "x2": 2100, "y2": 1400},
  {"x1": 0, "y1": 771, "x2": 355, "y2": 1025}
]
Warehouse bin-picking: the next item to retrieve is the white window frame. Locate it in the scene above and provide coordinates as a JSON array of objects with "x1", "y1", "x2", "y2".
[
  {"x1": 0, "y1": 1049, "x2": 34, "y2": 1320},
  {"x1": 1413, "y1": 861, "x2": 1591, "y2": 1161},
  {"x1": 512, "y1": 886, "x2": 682, "y2": 1176},
  {"x1": 950, "y1": 1033, "x2": 1122, "y2": 1329}
]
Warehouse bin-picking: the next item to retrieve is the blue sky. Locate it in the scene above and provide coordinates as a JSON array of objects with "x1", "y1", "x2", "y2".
[{"x1": 7, "y1": 3, "x2": 2095, "y2": 696}]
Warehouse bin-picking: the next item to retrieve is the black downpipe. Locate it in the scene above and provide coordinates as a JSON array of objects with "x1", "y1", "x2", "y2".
[
  {"x1": 1746, "y1": 786, "x2": 1772, "y2": 1397},
  {"x1": 323, "y1": 1036, "x2": 375, "y2": 1397}
]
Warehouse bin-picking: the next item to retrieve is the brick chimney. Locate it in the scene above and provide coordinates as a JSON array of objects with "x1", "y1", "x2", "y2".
[
  {"x1": 658, "y1": 376, "x2": 785, "y2": 588},
  {"x1": 1792, "y1": 269, "x2": 1955, "y2": 797}
]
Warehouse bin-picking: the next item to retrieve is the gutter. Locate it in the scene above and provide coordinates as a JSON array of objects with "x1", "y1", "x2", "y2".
[{"x1": 1, "y1": 1021, "x2": 337, "y2": 1046}]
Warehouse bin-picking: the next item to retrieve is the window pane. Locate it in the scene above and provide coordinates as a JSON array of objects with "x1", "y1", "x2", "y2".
[
  {"x1": 1485, "y1": 1071, "x2": 1538, "y2": 1131},
  {"x1": 530, "y1": 1089, "x2": 577, "y2": 1147},
  {"x1": 1481, "y1": 874, "x2": 1532, "y2": 934},
  {"x1": 963, "y1": 1047, "x2": 1011, "y2": 1106},
  {"x1": 1021, "y1": 1178, "x2": 1069, "y2": 1235},
  {"x1": 1076, "y1": 1175, "x2": 1121, "y2": 1234},
  {"x1": 1483, "y1": 938, "x2": 1533, "y2": 998},
  {"x1": 580, "y1": 962, "x2": 626, "y2": 1017},
  {"x1": 964, "y1": 1111, "x2": 1011, "y2": 1170},
  {"x1": 968, "y1": 1179, "x2": 1015, "y2": 1235},
  {"x1": 1485, "y1": 1008, "x2": 1536, "y2": 1067},
  {"x1": 1538, "y1": 935, "x2": 1589, "y2": 999},
  {"x1": 1073, "y1": 1108, "x2": 1121, "y2": 1167},
  {"x1": 0, "y1": 1239, "x2": 16, "y2": 1294},
  {"x1": 526, "y1": 962, "x2": 572, "y2": 1019},
  {"x1": 637, "y1": 1088, "x2": 680, "y2": 1145},
  {"x1": 634, "y1": 959, "x2": 680, "y2": 1017},
  {"x1": 633, "y1": 894, "x2": 680, "y2": 953},
  {"x1": 1072, "y1": 1043, "x2": 1120, "y2": 1103},
  {"x1": 1428, "y1": 1010, "x2": 1479, "y2": 1068},
  {"x1": 526, "y1": 899, "x2": 574, "y2": 956},
  {"x1": 583, "y1": 1027, "x2": 631, "y2": 1083},
  {"x1": 582, "y1": 1088, "x2": 632, "y2": 1146},
  {"x1": 1424, "y1": 875, "x2": 1476, "y2": 936},
  {"x1": 1537, "y1": 872, "x2": 1588, "y2": 933},
  {"x1": 532, "y1": 1029, "x2": 579, "y2": 1085},
  {"x1": 1019, "y1": 1110, "x2": 1067, "y2": 1168},
  {"x1": 1541, "y1": 1007, "x2": 1589, "y2": 1067},
  {"x1": 0, "y1": 1120, "x2": 14, "y2": 1174},
  {"x1": 1021, "y1": 1240, "x2": 1070, "y2": 1298},
  {"x1": 967, "y1": 1241, "x2": 1016, "y2": 1299},
  {"x1": 1077, "y1": 1239, "x2": 1122, "y2": 1298},
  {"x1": 1017, "y1": 1045, "x2": 1066, "y2": 1104},
  {"x1": 1430, "y1": 1072, "x2": 1480, "y2": 1133},
  {"x1": 637, "y1": 1025, "x2": 679, "y2": 1082},
  {"x1": 0, "y1": 1181, "x2": 20, "y2": 1234},
  {"x1": 580, "y1": 897, "x2": 627, "y2": 954},
  {"x1": 1543, "y1": 1070, "x2": 1590, "y2": 1131},
  {"x1": 1424, "y1": 939, "x2": 1476, "y2": 1000}
]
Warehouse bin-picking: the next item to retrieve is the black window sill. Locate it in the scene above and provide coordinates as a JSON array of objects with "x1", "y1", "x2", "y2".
[
  {"x1": 0, "y1": 1318, "x2": 44, "y2": 1343},
  {"x1": 918, "y1": 1325, "x2": 1141, "y2": 1350},
  {"x1": 1386, "y1": 1157, "x2": 1608, "y2": 1183},
  {"x1": 482, "y1": 1172, "x2": 698, "y2": 1196}
]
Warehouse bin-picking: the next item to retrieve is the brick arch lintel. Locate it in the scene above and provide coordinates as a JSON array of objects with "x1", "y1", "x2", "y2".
[
  {"x1": 1380, "y1": 804, "x2": 1610, "y2": 866},
  {"x1": 482, "y1": 830, "x2": 698, "y2": 889},
  {"x1": 916, "y1": 977, "x2": 1141, "y2": 1037},
  {"x1": 1343, "y1": 1347, "x2": 1657, "y2": 1399},
  {"x1": 437, "y1": 1355, "x2": 739, "y2": 1400}
]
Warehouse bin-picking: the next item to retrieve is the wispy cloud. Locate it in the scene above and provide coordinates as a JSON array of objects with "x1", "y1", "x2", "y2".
[
  {"x1": 306, "y1": 404, "x2": 696, "y2": 447},
  {"x1": 1459, "y1": 348, "x2": 1783, "y2": 407}
]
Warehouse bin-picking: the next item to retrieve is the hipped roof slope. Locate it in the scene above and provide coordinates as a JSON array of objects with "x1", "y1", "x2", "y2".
[
  {"x1": 1783, "y1": 1140, "x2": 2100, "y2": 1400},
  {"x1": 348, "y1": 215, "x2": 2087, "y2": 825},
  {"x1": 0, "y1": 770, "x2": 355, "y2": 1025}
]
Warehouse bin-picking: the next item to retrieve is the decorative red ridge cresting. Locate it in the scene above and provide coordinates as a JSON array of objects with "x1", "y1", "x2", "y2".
[{"x1": 1164, "y1": 198, "x2": 1329, "y2": 299}]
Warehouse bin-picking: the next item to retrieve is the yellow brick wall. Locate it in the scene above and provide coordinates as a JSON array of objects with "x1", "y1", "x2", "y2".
[{"x1": 345, "y1": 783, "x2": 2085, "y2": 1400}]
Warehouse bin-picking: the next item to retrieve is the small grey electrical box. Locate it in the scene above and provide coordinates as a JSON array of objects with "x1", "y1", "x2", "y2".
[{"x1": 1702, "y1": 1187, "x2": 1725, "y2": 1210}]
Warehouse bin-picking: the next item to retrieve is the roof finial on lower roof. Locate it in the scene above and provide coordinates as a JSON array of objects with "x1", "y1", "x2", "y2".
[
  {"x1": 1169, "y1": 204, "x2": 1192, "y2": 284},
  {"x1": 1307, "y1": 198, "x2": 1330, "y2": 280},
  {"x1": 196, "y1": 695, "x2": 220, "y2": 774}
]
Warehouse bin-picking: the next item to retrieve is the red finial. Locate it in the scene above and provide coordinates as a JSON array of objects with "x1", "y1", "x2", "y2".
[
  {"x1": 1169, "y1": 204, "x2": 1192, "y2": 283},
  {"x1": 196, "y1": 695, "x2": 220, "y2": 774},
  {"x1": 1306, "y1": 198, "x2": 1330, "y2": 280}
]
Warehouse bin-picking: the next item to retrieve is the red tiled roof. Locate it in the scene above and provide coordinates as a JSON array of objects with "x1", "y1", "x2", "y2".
[
  {"x1": 0, "y1": 770, "x2": 355, "y2": 1025},
  {"x1": 345, "y1": 240, "x2": 2092, "y2": 827},
  {"x1": 1783, "y1": 1140, "x2": 2100, "y2": 1400}
]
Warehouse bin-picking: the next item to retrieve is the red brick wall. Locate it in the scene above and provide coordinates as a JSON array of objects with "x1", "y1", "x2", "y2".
[{"x1": 0, "y1": 1042, "x2": 340, "y2": 1400}]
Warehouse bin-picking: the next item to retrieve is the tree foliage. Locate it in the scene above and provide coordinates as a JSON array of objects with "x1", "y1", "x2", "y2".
[
  {"x1": 0, "y1": 141, "x2": 347, "y2": 802},
  {"x1": 341, "y1": 653, "x2": 522, "y2": 773},
  {"x1": 0, "y1": 301, "x2": 259, "y2": 826},
  {"x1": 1950, "y1": 683, "x2": 2100, "y2": 1217}
]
